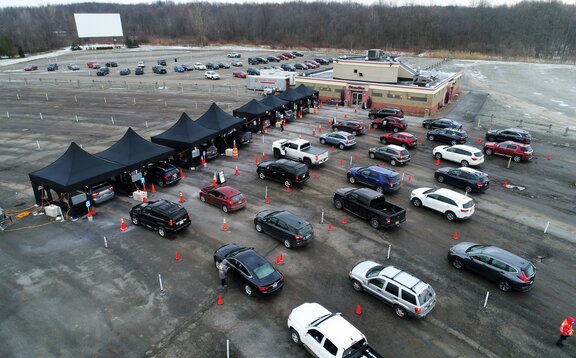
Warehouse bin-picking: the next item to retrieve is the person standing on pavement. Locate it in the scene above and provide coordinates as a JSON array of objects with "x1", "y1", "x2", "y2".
[
  {"x1": 218, "y1": 260, "x2": 229, "y2": 287},
  {"x1": 280, "y1": 113, "x2": 285, "y2": 132},
  {"x1": 557, "y1": 316, "x2": 575, "y2": 347}
]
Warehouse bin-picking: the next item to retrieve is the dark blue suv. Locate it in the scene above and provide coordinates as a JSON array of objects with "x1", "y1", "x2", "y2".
[{"x1": 346, "y1": 166, "x2": 402, "y2": 193}]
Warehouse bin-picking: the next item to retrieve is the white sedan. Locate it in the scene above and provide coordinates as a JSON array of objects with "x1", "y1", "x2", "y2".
[
  {"x1": 204, "y1": 71, "x2": 220, "y2": 80},
  {"x1": 432, "y1": 144, "x2": 484, "y2": 167},
  {"x1": 194, "y1": 62, "x2": 206, "y2": 70},
  {"x1": 410, "y1": 187, "x2": 475, "y2": 221}
]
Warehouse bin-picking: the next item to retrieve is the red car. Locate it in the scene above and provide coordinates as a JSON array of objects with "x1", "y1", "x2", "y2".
[
  {"x1": 24, "y1": 65, "x2": 38, "y2": 71},
  {"x1": 483, "y1": 141, "x2": 533, "y2": 162},
  {"x1": 233, "y1": 71, "x2": 247, "y2": 78},
  {"x1": 380, "y1": 132, "x2": 418, "y2": 148},
  {"x1": 332, "y1": 120, "x2": 366, "y2": 136},
  {"x1": 199, "y1": 185, "x2": 247, "y2": 213},
  {"x1": 276, "y1": 54, "x2": 288, "y2": 60},
  {"x1": 304, "y1": 60, "x2": 318, "y2": 69},
  {"x1": 86, "y1": 61, "x2": 100, "y2": 69},
  {"x1": 282, "y1": 52, "x2": 296, "y2": 59},
  {"x1": 371, "y1": 116, "x2": 408, "y2": 133}
]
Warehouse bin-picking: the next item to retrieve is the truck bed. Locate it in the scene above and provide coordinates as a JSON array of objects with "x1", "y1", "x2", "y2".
[{"x1": 301, "y1": 146, "x2": 328, "y2": 156}]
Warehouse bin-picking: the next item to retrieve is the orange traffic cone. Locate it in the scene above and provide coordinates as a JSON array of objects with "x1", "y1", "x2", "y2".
[
  {"x1": 222, "y1": 218, "x2": 229, "y2": 232},
  {"x1": 318, "y1": 124, "x2": 323, "y2": 133},
  {"x1": 319, "y1": 101, "x2": 323, "y2": 108},
  {"x1": 151, "y1": 183, "x2": 156, "y2": 193},
  {"x1": 175, "y1": 251, "x2": 181, "y2": 261},
  {"x1": 331, "y1": 145, "x2": 335, "y2": 151},
  {"x1": 143, "y1": 196, "x2": 147, "y2": 203},
  {"x1": 212, "y1": 174, "x2": 217, "y2": 187},
  {"x1": 367, "y1": 127, "x2": 371, "y2": 134},
  {"x1": 87, "y1": 208, "x2": 92, "y2": 218},
  {"x1": 217, "y1": 294, "x2": 223, "y2": 305},
  {"x1": 503, "y1": 180, "x2": 509, "y2": 187},
  {"x1": 179, "y1": 167, "x2": 185, "y2": 179},
  {"x1": 313, "y1": 172, "x2": 317, "y2": 179},
  {"x1": 179, "y1": 191, "x2": 185, "y2": 203},
  {"x1": 344, "y1": 114, "x2": 348, "y2": 119},
  {"x1": 547, "y1": 154, "x2": 551, "y2": 161},
  {"x1": 342, "y1": 216, "x2": 347, "y2": 224},
  {"x1": 91, "y1": 206, "x2": 96, "y2": 216},
  {"x1": 255, "y1": 154, "x2": 259, "y2": 165},
  {"x1": 355, "y1": 304, "x2": 362, "y2": 315},
  {"x1": 312, "y1": 128, "x2": 316, "y2": 136},
  {"x1": 120, "y1": 218, "x2": 127, "y2": 231},
  {"x1": 435, "y1": 159, "x2": 441, "y2": 166},
  {"x1": 265, "y1": 196, "x2": 270, "y2": 204},
  {"x1": 235, "y1": 166, "x2": 240, "y2": 176},
  {"x1": 201, "y1": 156, "x2": 206, "y2": 166},
  {"x1": 453, "y1": 232, "x2": 459, "y2": 240},
  {"x1": 285, "y1": 186, "x2": 291, "y2": 193},
  {"x1": 262, "y1": 152, "x2": 267, "y2": 161},
  {"x1": 339, "y1": 159, "x2": 343, "y2": 167},
  {"x1": 408, "y1": 175, "x2": 412, "y2": 181},
  {"x1": 276, "y1": 254, "x2": 284, "y2": 265},
  {"x1": 354, "y1": 107, "x2": 357, "y2": 113},
  {"x1": 143, "y1": 183, "x2": 147, "y2": 192},
  {"x1": 327, "y1": 224, "x2": 333, "y2": 232}
]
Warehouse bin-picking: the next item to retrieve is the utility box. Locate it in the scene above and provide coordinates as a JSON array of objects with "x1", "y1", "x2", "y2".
[
  {"x1": 133, "y1": 190, "x2": 148, "y2": 202},
  {"x1": 45, "y1": 204, "x2": 60, "y2": 218}
]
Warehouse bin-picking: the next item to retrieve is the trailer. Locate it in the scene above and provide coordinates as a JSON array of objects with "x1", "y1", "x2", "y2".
[{"x1": 246, "y1": 74, "x2": 292, "y2": 92}]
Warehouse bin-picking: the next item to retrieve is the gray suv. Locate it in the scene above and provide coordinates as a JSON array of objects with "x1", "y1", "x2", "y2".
[
  {"x1": 349, "y1": 261, "x2": 436, "y2": 318},
  {"x1": 368, "y1": 144, "x2": 410, "y2": 166}
]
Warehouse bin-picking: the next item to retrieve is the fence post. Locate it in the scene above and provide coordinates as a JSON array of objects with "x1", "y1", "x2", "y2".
[
  {"x1": 518, "y1": 119, "x2": 523, "y2": 128},
  {"x1": 547, "y1": 124, "x2": 552, "y2": 133},
  {"x1": 564, "y1": 127, "x2": 569, "y2": 136}
]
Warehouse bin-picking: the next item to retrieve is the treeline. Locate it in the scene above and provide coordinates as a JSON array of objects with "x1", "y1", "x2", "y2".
[{"x1": 0, "y1": 1, "x2": 575, "y2": 59}]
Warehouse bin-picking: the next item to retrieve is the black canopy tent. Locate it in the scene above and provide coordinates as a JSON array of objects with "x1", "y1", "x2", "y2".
[
  {"x1": 29, "y1": 142, "x2": 125, "y2": 205},
  {"x1": 150, "y1": 112, "x2": 216, "y2": 148},
  {"x1": 295, "y1": 84, "x2": 319, "y2": 98},
  {"x1": 277, "y1": 87, "x2": 307, "y2": 102},
  {"x1": 232, "y1": 99, "x2": 272, "y2": 120},
  {"x1": 195, "y1": 102, "x2": 244, "y2": 135},
  {"x1": 259, "y1": 95, "x2": 289, "y2": 111},
  {"x1": 96, "y1": 128, "x2": 175, "y2": 171}
]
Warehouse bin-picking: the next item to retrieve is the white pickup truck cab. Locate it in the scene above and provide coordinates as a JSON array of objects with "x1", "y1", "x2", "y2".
[{"x1": 272, "y1": 139, "x2": 329, "y2": 166}]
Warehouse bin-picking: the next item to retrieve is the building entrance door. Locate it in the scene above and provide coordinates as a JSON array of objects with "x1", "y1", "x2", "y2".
[{"x1": 352, "y1": 92, "x2": 363, "y2": 105}]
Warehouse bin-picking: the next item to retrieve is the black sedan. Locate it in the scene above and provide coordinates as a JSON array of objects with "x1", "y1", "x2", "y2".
[
  {"x1": 214, "y1": 243, "x2": 284, "y2": 296},
  {"x1": 422, "y1": 118, "x2": 462, "y2": 130},
  {"x1": 485, "y1": 128, "x2": 531, "y2": 144},
  {"x1": 435, "y1": 167, "x2": 489, "y2": 193},
  {"x1": 447, "y1": 242, "x2": 536, "y2": 292},
  {"x1": 427, "y1": 128, "x2": 468, "y2": 145},
  {"x1": 254, "y1": 210, "x2": 314, "y2": 249},
  {"x1": 257, "y1": 159, "x2": 309, "y2": 188},
  {"x1": 281, "y1": 64, "x2": 296, "y2": 71},
  {"x1": 294, "y1": 63, "x2": 309, "y2": 70}
]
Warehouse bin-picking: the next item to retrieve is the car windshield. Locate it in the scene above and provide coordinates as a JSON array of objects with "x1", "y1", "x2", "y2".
[
  {"x1": 342, "y1": 338, "x2": 367, "y2": 358},
  {"x1": 423, "y1": 188, "x2": 435, "y2": 195},
  {"x1": 400, "y1": 149, "x2": 410, "y2": 156},
  {"x1": 521, "y1": 146, "x2": 533, "y2": 152},
  {"x1": 366, "y1": 265, "x2": 384, "y2": 278},
  {"x1": 462, "y1": 200, "x2": 474, "y2": 209},
  {"x1": 465, "y1": 245, "x2": 489, "y2": 254},
  {"x1": 418, "y1": 287, "x2": 435, "y2": 304},
  {"x1": 296, "y1": 224, "x2": 313, "y2": 236},
  {"x1": 253, "y1": 262, "x2": 275, "y2": 279},
  {"x1": 473, "y1": 152, "x2": 482, "y2": 157},
  {"x1": 523, "y1": 264, "x2": 535, "y2": 277},
  {"x1": 231, "y1": 193, "x2": 244, "y2": 202},
  {"x1": 388, "y1": 174, "x2": 401, "y2": 183}
]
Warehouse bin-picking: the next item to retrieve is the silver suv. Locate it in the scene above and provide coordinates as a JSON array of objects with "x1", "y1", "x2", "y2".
[{"x1": 349, "y1": 261, "x2": 436, "y2": 318}]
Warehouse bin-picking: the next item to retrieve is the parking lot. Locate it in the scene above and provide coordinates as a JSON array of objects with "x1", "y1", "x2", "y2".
[{"x1": 0, "y1": 47, "x2": 575, "y2": 358}]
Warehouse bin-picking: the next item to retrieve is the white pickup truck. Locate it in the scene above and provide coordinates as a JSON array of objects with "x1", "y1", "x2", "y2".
[
  {"x1": 272, "y1": 139, "x2": 329, "y2": 166},
  {"x1": 288, "y1": 303, "x2": 383, "y2": 358}
]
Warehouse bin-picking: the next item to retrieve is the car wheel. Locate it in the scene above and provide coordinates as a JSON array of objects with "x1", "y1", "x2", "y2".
[
  {"x1": 513, "y1": 155, "x2": 521, "y2": 162},
  {"x1": 320, "y1": 138, "x2": 326, "y2": 145},
  {"x1": 451, "y1": 140, "x2": 457, "y2": 146},
  {"x1": 428, "y1": 135, "x2": 435, "y2": 141},
  {"x1": 283, "y1": 239, "x2": 292, "y2": 249},
  {"x1": 352, "y1": 131, "x2": 357, "y2": 136},
  {"x1": 488, "y1": 136, "x2": 496, "y2": 142},
  {"x1": 131, "y1": 216, "x2": 139, "y2": 225},
  {"x1": 273, "y1": 149, "x2": 281, "y2": 159},
  {"x1": 498, "y1": 280, "x2": 512, "y2": 292},
  {"x1": 334, "y1": 199, "x2": 343, "y2": 209},
  {"x1": 445, "y1": 211, "x2": 456, "y2": 221},
  {"x1": 372, "y1": 123, "x2": 378, "y2": 129},
  {"x1": 460, "y1": 160, "x2": 469, "y2": 167},
  {"x1": 222, "y1": 206, "x2": 229, "y2": 213},
  {"x1": 369, "y1": 114, "x2": 375, "y2": 120},
  {"x1": 380, "y1": 138, "x2": 387, "y2": 144},
  {"x1": 284, "y1": 179, "x2": 292, "y2": 188},
  {"x1": 258, "y1": 172, "x2": 266, "y2": 180},
  {"x1": 244, "y1": 284, "x2": 253, "y2": 296},
  {"x1": 332, "y1": 126, "x2": 337, "y2": 132},
  {"x1": 158, "y1": 227, "x2": 167, "y2": 238},
  {"x1": 394, "y1": 305, "x2": 407, "y2": 319},
  {"x1": 376, "y1": 186, "x2": 384, "y2": 194},
  {"x1": 339, "y1": 143, "x2": 345, "y2": 150},
  {"x1": 157, "y1": 180, "x2": 166, "y2": 188},
  {"x1": 369, "y1": 152, "x2": 375, "y2": 159},
  {"x1": 369, "y1": 217, "x2": 381, "y2": 229},
  {"x1": 451, "y1": 258, "x2": 464, "y2": 270},
  {"x1": 304, "y1": 158, "x2": 312, "y2": 167},
  {"x1": 351, "y1": 280, "x2": 363, "y2": 292},
  {"x1": 437, "y1": 175, "x2": 445, "y2": 183},
  {"x1": 411, "y1": 198, "x2": 422, "y2": 207},
  {"x1": 255, "y1": 223, "x2": 263, "y2": 233},
  {"x1": 434, "y1": 153, "x2": 443, "y2": 160},
  {"x1": 290, "y1": 328, "x2": 302, "y2": 345},
  {"x1": 200, "y1": 195, "x2": 206, "y2": 202},
  {"x1": 484, "y1": 148, "x2": 493, "y2": 155},
  {"x1": 464, "y1": 185, "x2": 473, "y2": 194},
  {"x1": 424, "y1": 123, "x2": 431, "y2": 129},
  {"x1": 393, "y1": 127, "x2": 399, "y2": 133},
  {"x1": 348, "y1": 176, "x2": 356, "y2": 184}
]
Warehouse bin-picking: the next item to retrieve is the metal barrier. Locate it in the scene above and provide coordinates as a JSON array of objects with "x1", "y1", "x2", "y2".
[{"x1": 475, "y1": 113, "x2": 575, "y2": 137}]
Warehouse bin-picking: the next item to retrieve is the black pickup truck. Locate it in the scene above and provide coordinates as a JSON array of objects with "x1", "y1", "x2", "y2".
[{"x1": 333, "y1": 187, "x2": 406, "y2": 229}]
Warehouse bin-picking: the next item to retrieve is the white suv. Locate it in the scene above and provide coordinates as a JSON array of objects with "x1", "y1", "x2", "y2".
[
  {"x1": 410, "y1": 187, "x2": 475, "y2": 221},
  {"x1": 432, "y1": 144, "x2": 484, "y2": 167},
  {"x1": 204, "y1": 71, "x2": 220, "y2": 80},
  {"x1": 193, "y1": 62, "x2": 206, "y2": 70}
]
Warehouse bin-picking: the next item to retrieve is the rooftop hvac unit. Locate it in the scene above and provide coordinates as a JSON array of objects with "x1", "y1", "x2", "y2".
[{"x1": 367, "y1": 49, "x2": 382, "y2": 61}]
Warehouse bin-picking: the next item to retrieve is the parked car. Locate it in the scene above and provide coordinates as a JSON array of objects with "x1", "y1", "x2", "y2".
[
  {"x1": 282, "y1": 52, "x2": 296, "y2": 59},
  {"x1": 427, "y1": 128, "x2": 468, "y2": 145},
  {"x1": 313, "y1": 58, "x2": 330, "y2": 65},
  {"x1": 349, "y1": 261, "x2": 436, "y2": 318},
  {"x1": 24, "y1": 64, "x2": 38, "y2": 71},
  {"x1": 233, "y1": 71, "x2": 247, "y2": 78},
  {"x1": 267, "y1": 56, "x2": 281, "y2": 62},
  {"x1": 319, "y1": 131, "x2": 356, "y2": 150},
  {"x1": 137, "y1": 60, "x2": 145, "y2": 68},
  {"x1": 96, "y1": 67, "x2": 110, "y2": 76},
  {"x1": 157, "y1": 59, "x2": 167, "y2": 66},
  {"x1": 246, "y1": 67, "x2": 260, "y2": 75},
  {"x1": 86, "y1": 182, "x2": 115, "y2": 204},
  {"x1": 282, "y1": 109, "x2": 296, "y2": 121},
  {"x1": 129, "y1": 199, "x2": 191, "y2": 238},
  {"x1": 254, "y1": 210, "x2": 314, "y2": 248},
  {"x1": 205, "y1": 62, "x2": 218, "y2": 70},
  {"x1": 152, "y1": 65, "x2": 167, "y2": 74},
  {"x1": 422, "y1": 118, "x2": 462, "y2": 130},
  {"x1": 292, "y1": 51, "x2": 304, "y2": 56},
  {"x1": 448, "y1": 242, "x2": 536, "y2": 292},
  {"x1": 485, "y1": 128, "x2": 532, "y2": 144},
  {"x1": 255, "y1": 57, "x2": 268, "y2": 64},
  {"x1": 199, "y1": 185, "x2": 246, "y2": 213},
  {"x1": 248, "y1": 57, "x2": 259, "y2": 65},
  {"x1": 202, "y1": 144, "x2": 219, "y2": 159},
  {"x1": 333, "y1": 187, "x2": 406, "y2": 229},
  {"x1": 181, "y1": 64, "x2": 194, "y2": 71},
  {"x1": 332, "y1": 120, "x2": 366, "y2": 136},
  {"x1": 380, "y1": 132, "x2": 418, "y2": 148},
  {"x1": 193, "y1": 62, "x2": 206, "y2": 70},
  {"x1": 257, "y1": 159, "x2": 310, "y2": 188},
  {"x1": 280, "y1": 64, "x2": 296, "y2": 71},
  {"x1": 228, "y1": 130, "x2": 253, "y2": 145},
  {"x1": 368, "y1": 145, "x2": 410, "y2": 166},
  {"x1": 213, "y1": 243, "x2": 284, "y2": 296},
  {"x1": 276, "y1": 54, "x2": 288, "y2": 60},
  {"x1": 435, "y1": 167, "x2": 490, "y2": 193},
  {"x1": 105, "y1": 61, "x2": 118, "y2": 67},
  {"x1": 67, "y1": 64, "x2": 80, "y2": 71},
  {"x1": 303, "y1": 60, "x2": 318, "y2": 69},
  {"x1": 86, "y1": 61, "x2": 99, "y2": 69},
  {"x1": 433, "y1": 144, "x2": 484, "y2": 167},
  {"x1": 347, "y1": 166, "x2": 402, "y2": 193},
  {"x1": 294, "y1": 63, "x2": 309, "y2": 70},
  {"x1": 231, "y1": 60, "x2": 243, "y2": 67},
  {"x1": 483, "y1": 141, "x2": 533, "y2": 162},
  {"x1": 325, "y1": 98, "x2": 343, "y2": 106},
  {"x1": 410, "y1": 187, "x2": 475, "y2": 221},
  {"x1": 227, "y1": 52, "x2": 241, "y2": 58},
  {"x1": 47, "y1": 63, "x2": 58, "y2": 71},
  {"x1": 272, "y1": 138, "x2": 329, "y2": 166},
  {"x1": 369, "y1": 107, "x2": 404, "y2": 119},
  {"x1": 371, "y1": 116, "x2": 407, "y2": 132},
  {"x1": 135, "y1": 67, "x2": 144, "y2": 75},
  {"x1": 173, "y1": 65, "x2": 186, "y2": 73},
  {"x1": 119, "y1": 68, "x2": 131, "y2": 75},
  {"x1": 204, "y1": 70, "x2": 220, "y2": 80},
  {"x1": 217, "y1": 62, "x2": 230, "y2": 69},
  {"x1": 145, "y1": 161, "x2": 181, "y2": 187}
]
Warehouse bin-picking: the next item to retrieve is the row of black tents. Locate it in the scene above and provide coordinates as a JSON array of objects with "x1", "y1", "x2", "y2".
[{"x1": 29, "y1": 84, "x2": 318, "y2": 206}]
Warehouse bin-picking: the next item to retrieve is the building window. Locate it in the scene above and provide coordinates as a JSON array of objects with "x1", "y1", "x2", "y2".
[
  {"x1": 407, "y1": 95, "x2": 427, "y2": 102},
  {"x1": 353, "y1": 69, "x2": 358, "y2": 73},
  {"x1": 334, "y1": 89, "x2": 343, "y2": 94},
  {"x1": 318, "y1": 87, "x2": 332, "y2": 92},
  {"x1": 387, "y1": 93, "x2": 403, "y2": 100},
  {"x1": 371, "y1": 92, "x2": 383, "y2": 97},
  {"x1": 359, "y1": 73, "x2": 363, "y2": 77}
]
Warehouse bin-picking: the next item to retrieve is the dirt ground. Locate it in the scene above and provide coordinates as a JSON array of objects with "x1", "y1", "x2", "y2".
[{"x1": 0, "y1": 47, "x2": 575, "y2": 358}]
